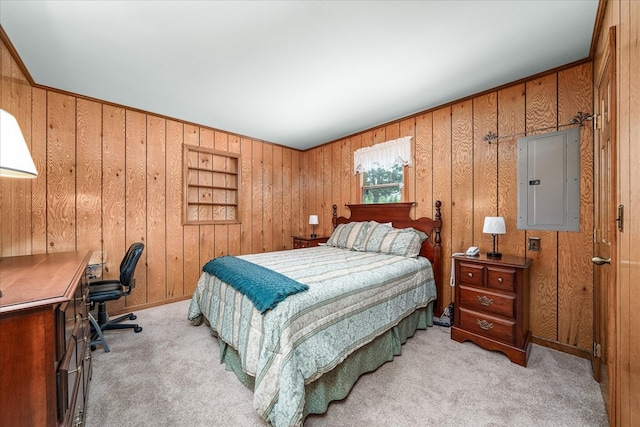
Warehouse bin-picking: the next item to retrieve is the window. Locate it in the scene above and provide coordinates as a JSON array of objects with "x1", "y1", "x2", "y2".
[
  {"x1": 183, "y1": 144, "x2": 240, "y2": 224},
  {"x1": 362, "y1": 163, "x2": 404, "y2": 204},
  {"x1": 354, "y1": 136, "x2": 412, "y2": 204}
]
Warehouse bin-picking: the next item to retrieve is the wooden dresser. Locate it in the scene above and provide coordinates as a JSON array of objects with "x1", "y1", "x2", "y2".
[
  {"x1": 292, "y1": 236, "x2": 329, "y2": 249},
  {"x1": 451, "y1": 254, "x2": 532, "y2": 366},
  {"x1": 0, "y1": 251, "x2": 92, "y2": 427}
]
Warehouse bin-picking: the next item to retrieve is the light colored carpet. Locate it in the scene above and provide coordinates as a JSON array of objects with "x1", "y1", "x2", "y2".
[{"x1": 85, "y1": 299, "x2": 608, "y2": 427}]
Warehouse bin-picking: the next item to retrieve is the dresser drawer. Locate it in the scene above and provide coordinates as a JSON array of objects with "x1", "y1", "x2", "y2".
[
  {"x1": 459, "y1": 307, "x2": 516, "y2": 345},
  {"x1": 486, "y1": 267, "x2": 517, "y2": 292},
  {"x1": 459, "y1": 263, "x2": 484, "y2": 287},
  {"x1": 458, "y1": 285, "x2": 516, "y2": 319},
  {"x1": 58, "y1": 321, "x2": 82, "y2": 422}
]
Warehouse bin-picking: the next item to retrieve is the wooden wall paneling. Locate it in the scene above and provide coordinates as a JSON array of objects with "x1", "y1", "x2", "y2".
[
  {"x1": 75, "y1": 99, "x2": 102, "y2": 256},
  {"x1": 373, "y1": 126, "x2": 386, "y2": 144},
  {"x1": 497, "y1": 84, "x2": 526, "y2": 258},
  {"x1": 262, "y1": 143, "x2": 273, "y2": 252},
  {"x1": 623, "y1": 2, "x2": 640, "y2": 422},
  {"x1": 450, "y1": 100, "x2": 474, "y2": 254},
  {"x1": 322, "y1": 145, "x2": 332, "y2": 237},
  {"x1": 101, "y1": 105, "x2": 126, "y2": 318},
  {"x1": 313, "y1": 147, "x2": 322, "y2": 236},
  {"x1": 46, "y1": 92, "x2": 76, "y2": 253},
  {"x1": 124, "y1": 110, "x2": 147, "y2": 307},
  {"x1": 557, "y1": 63, "x2": 594, "y2": 350},
  {"x1": 199, "y1": 129, "x2": 215, "y2": 259},
  {"x1": 349, "y1": 134, "x2": 362, "y2": 207},
  {"x1": 400, "y1": 118, "x2": 416, "y2": 215},
  {"x1": 330, "y1": 139, "x2": 341, "y2": 235},
  {"x1": 385, "y1": 122, "x2": 399, "y2": 141},
  {"x1": 432, "y1": 106, "x2": 453, "y2": 310},
  {"x1": 291, "y1": 149, "x2": 302, "y2": 237},
  {"x1": 9, "y1": 54, "x2": 32, "y2": 255},
  {"x1": 227, "y1": 134, "x2": 241, "y2": 255},
  {"x1": 415, "y1": 113, "x2": 433, "y2": 220},
  {"x1": 525, "y1": 74, "x2": 559, "y2": 341},
  {"x1": 30, "y1": 88, "x2": 47, "y2": 254},
  {"x1": 239, "y1": 138, "x2": 252, "y2": 254},
  {"x1": 251, "y1": 139, "x2": 263, "y2": 254},
  {"x1": 146, "y1": 115, "x2": 167, "y2": 303},
  {"x1": 183, "y1": 124, "x2": 201, "y2": 295},
  {"x1": 615, "y1": 3, "x2": 630, "y2": 419},
  {"x1": 472, "y1": 93, "x2": 498, "y2": 251},
  {"x1": 340, "y1": 138, "x2": 351, "y2": 216},
  {"x1": 300, "y1": 147, "x2": 309, "y2": 235},
  {"x1": 198, "y1": 128, "x2": 215, "y2": 266},
  {"x1": 271, "y1": 144, "x2": 283, "y2": 250},
  {"x1": 165, "y1": 120, "x2": 184, "y2": 297},
  {"x1": 304, "y1": 148, "x2": 316, "y2": 237},
  {"x1": 214, "y1": 131, "x2": 230, "y2": 257},
  {"x1": 0, "y1": 41, "x2": 11, "y2": 255},
  {"x1": 282, "y1": 147, "x2": 292, "y2": 249}
]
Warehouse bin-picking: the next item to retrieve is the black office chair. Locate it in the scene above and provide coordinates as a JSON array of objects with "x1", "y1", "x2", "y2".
[{"x1": 89, "y1": 242, "x2": 145, "y2": 342}]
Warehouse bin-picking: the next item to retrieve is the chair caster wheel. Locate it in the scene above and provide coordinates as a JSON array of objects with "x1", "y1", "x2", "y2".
[
  {"x1": 129, "y1": 314, "x2": 137, "y2": 320},
  {"x1": 134, "y1": 326, "x2": 143, "y2": 333}
]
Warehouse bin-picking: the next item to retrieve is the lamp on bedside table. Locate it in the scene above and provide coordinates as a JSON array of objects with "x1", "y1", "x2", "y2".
[
  {"x1": 483, "y1": 216, "x2": 506, "y2": 259},
  {"x1": 309, "y1": 215, "x2": 319, "y2": 238},
  {"x1": 0, "y1": 108, "x2": 39, "y2": 298}
]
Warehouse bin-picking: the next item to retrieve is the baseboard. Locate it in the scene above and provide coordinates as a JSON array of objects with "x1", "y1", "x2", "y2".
[
  {"x1": 530, "y1": 335, "x2": 592, "y2": 360},
  {"x1": 108, "y1": 295, "x2": 193, "y2": 317}
]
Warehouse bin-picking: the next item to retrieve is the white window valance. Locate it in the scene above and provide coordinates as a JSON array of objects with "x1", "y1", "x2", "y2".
[{"x1": 354, "y1": 136, "x2": 412, "y2": 174}]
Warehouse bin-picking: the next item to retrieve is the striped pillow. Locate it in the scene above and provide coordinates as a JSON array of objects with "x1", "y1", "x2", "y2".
[
  {"x1": 357, "y1": 221, "x2": 427, "y2": 257},
  {"x1": 325, "y1": 221, "x2": 370, "y2": 250}
]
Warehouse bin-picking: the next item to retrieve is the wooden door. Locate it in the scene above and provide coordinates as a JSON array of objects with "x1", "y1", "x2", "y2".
[{"x1": 592, "y1": 27, "x2": 616, "y2": 420}]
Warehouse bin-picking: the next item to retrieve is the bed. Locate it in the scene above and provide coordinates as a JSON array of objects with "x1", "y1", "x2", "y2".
[{"x1": 188, "y1": 202, "x2": 442, "y2": 426}]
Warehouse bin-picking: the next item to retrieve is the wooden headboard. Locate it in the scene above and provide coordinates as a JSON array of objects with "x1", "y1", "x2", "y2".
[{"x1": 332, "y1": 201, "x2": 444, "y2": 315}]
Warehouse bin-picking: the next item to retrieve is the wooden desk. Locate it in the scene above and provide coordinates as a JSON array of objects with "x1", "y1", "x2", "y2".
[{"x1": 0, "y1": 251, "x2": 92, "y2": 427}]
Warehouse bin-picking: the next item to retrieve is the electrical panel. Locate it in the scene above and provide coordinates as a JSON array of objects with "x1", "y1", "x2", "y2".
[{"x1": 517, "y1": 127, "x2": 580, "y2": 232}]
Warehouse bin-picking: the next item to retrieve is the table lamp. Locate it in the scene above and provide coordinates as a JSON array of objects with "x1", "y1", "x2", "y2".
[
  {"x1": 309, "y1": 215, "x2": 319, "y2": 238},
  {"x1": 483, "y1": 216, "x2": 506, "y2": 259},
  {"x1": 1, "y1": 108, "x2": 39, "y2": 298}
]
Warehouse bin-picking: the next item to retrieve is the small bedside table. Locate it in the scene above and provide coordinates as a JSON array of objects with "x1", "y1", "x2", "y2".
[
  {"x1": 450, "y1": 253, "x2": 532, "y2": 366},
  {"x1": 292, "y1": 236, "x2": 329, "y2": 249}
]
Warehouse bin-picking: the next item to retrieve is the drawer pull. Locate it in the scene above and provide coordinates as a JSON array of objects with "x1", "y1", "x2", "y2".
[
  {"x1": 497, "y1": 277, "x2": 503, "y2": 283},
  {"x1": 477, "y1": 319, "x2": 494, "y2": 330},
  {"x1": 467, "y1": 272, "x2": 473, "y2": 278},
  {"x1": 477, "y1": 295, "x2": 493, "y2": 306}
]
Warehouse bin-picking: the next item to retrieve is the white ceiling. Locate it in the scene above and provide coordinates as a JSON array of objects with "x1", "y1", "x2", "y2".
[{"x1": 0, "y1": 1, "x2": 598, "y2": 150}]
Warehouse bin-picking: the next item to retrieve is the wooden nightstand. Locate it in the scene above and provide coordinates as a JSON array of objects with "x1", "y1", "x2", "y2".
[
  {"x1": 451, "y1": 254, "x2": 532, "y2": 366},
  {"x1": 292, "y1": 236, "x2": 329, "y2": 249}
]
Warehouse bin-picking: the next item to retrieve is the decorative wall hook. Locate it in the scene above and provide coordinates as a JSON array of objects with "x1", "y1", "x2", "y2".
[{"x1": 568, "y1": 111, "x2": 596, "y2": 126}]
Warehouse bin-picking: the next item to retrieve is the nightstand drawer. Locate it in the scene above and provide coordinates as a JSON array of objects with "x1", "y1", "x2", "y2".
[
  {"x1": 459, "y1": 263, "x2": 484, "y2": 287},
  {"x1": 486, "y1": 267, "x2": 517, "y2": 292},
  {"x1": 293, "y1": 238, "x2": 308, "y2": 249},
  {"x1": 459, "y1": 307, "x2": 516, "y2": 345},
  {"x1": 458, "y1": 285, "x2": 516, "y2": 319}
]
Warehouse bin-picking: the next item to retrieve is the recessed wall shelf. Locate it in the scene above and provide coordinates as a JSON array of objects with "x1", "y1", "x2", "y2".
[{"x1": 183, "y1": 144, "x2": 240, "y2": 225}]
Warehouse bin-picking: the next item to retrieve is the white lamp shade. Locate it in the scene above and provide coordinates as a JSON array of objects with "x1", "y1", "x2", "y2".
[
  {"x1": 0, "y1": 109, "x2": 38, "y2": 178},
  {"x1": 483, "y1": 216, "x2": 506, "y2": 235},
  {"x1": 309, "y1": 215, "x2": 319, "y2": 225}
]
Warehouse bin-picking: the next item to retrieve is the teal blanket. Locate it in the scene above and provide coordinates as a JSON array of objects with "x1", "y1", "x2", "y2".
[{"x1": 202, "y1": 256, "x2": 309, "y2": 313}]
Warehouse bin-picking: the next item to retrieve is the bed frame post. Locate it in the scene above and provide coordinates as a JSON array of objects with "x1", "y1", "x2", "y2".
[
  {"x1": 332, "y1": 204, "x2": 338, "y2": 228},
  {"x1": 432, "y1": 200, "x2": 443, "y2": 316}
]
